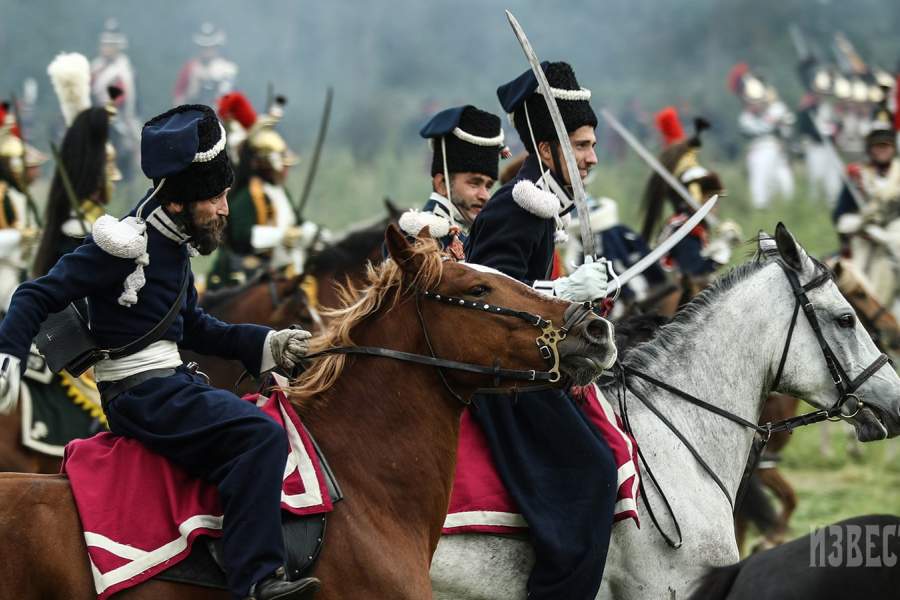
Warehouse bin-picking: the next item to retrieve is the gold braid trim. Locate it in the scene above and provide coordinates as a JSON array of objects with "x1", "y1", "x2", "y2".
[
  {"x1": 60, "y1": 371, "x2": 108, "y2": 428},
  {"x1": 249, "y1": 177, "x2": 272, "y2": 225},
  {"x1": 301, "y1": 274, "x2": 319, "y2": 309},
  {"x1": 0, "y1": 182, "x2": 9, "y2": 230}
]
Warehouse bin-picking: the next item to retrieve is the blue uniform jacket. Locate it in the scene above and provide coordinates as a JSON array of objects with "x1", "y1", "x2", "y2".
[
  {"x1": 465, "y1": 155, "x2": 558, "y2": 284},
  {"x1": 0, "y1": 191, "x2": 270, "y2": 375}
]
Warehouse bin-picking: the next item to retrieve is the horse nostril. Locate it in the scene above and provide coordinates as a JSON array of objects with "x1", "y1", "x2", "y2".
[{"x1": 583, "y1": 317, "x2": 611, "y2": 346}]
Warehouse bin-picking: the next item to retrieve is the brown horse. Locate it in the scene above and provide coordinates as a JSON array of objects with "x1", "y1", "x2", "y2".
[{"x1": 0, "y1": 226, "x2": 616, "y2": 599}]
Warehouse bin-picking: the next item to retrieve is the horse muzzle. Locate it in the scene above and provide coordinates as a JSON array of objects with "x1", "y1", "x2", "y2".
[{"x1": 558, "y1": 310, "x2": 617, "y2": 386}]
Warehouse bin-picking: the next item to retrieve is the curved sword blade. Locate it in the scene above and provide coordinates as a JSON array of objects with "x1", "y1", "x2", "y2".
[
  {"x1": 606, "y1": 194, "x2": 720, "y2": 295},
  {"x1": 506, "y1": 10, "x2": 595, "y2": 258}
]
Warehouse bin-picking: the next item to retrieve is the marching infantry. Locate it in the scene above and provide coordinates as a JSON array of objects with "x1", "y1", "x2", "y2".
[
  {"x1": 795, "y1": 58, "x2": 843, "y2": 205},
  {"x1": 173, "y1": 23, "x2": 239, "y2": 107},
  {"x1": 729, "y1": 63, "x2": 796, "y2": 208},
  {"x1": 399, "y1": 104, "x2": 506, "y2": 256},
  {"x1": 464, "y1": 61, "x2": 617, "y2": 600},
  {"x1": 209, "y1": 92, "x2": 320, "y2": 289},
  {"x1": 641, "y1": 110, "x2": 742, "y2": 305},
  {"x1": 833, "y1": 99, "x2": 900, "y2": 311},
  {"x1": 90, "y1": 18, "x2": 142, "y2": 179},
  {"x1": 0, "y1": 104, "x2": 319, "y2": 600}
]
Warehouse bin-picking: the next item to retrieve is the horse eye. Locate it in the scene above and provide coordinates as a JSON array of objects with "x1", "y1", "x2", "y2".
[
  {"x1": 837, "y1": 314, "x2": 856, "y2": 328},
  {"x1": 467, "y1": 285, "x2": 489, "y2": 297}
]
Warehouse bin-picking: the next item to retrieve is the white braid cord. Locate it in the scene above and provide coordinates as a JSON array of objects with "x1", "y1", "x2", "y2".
[
  {"x1": 192, "y1": 123, "x2": 227, "y2": 163},
  {"x1": 452, "y1": 127, "x2": 504, "y2": 147},
  {"x1": 440, "y1": 137, "x2": 458, "y2": 231},
  {"x1": 535, "y1": 86, "x2": 592, "y2": 101}
]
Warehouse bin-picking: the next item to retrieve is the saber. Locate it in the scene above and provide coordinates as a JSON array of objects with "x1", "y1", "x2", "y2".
[
  {"x1": 606, "y1": 194, "x2": 719, "y2": 294},
  {"x1": 601, "y1": 107, "x2": 720, "y2": 228},
  {"x1": 296, "y1": 86, "x2": 334, "y2": 223},
  {"x1": 506, "y1": 10, "x2": 595, "y2": 258}
]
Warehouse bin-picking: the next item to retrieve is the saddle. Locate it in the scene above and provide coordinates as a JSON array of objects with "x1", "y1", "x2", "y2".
[{"x1": 156, "y1": 425, "x2": 342, "y2": 588}]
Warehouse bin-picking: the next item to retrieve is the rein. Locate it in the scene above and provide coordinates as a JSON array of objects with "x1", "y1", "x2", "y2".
[
  {"x1": 300, "y1": 291, "x2": 592, "y2": 405},
  {"x1": 614, "y1": 259, "x2": 891, "y2": 549}
]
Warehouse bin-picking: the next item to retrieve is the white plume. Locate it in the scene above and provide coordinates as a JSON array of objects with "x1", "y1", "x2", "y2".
[{"x1": 47, "y1": 53, "x2": 91, "y2": 126}]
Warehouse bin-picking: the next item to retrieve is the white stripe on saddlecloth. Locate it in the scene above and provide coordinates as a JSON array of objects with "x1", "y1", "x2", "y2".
[
  {"x1": 86, "y1": 514, "x2": 224, "y2": 594},
  {"x1": 443, "y1": 510, "x2": 528, "y2": 529}
]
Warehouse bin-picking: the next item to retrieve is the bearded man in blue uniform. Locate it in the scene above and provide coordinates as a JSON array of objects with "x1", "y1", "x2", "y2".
[
  {"x1": 464, "y1": 61, "x2": 617, "y2": 600},
  {"x1": 0, "y1": 104, "x2": 319, "y2": 600}
]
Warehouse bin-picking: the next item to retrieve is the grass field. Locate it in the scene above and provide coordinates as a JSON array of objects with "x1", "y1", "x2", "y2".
[{"x1": 98, "y1": 150, "x2": 899, "y2": 553}]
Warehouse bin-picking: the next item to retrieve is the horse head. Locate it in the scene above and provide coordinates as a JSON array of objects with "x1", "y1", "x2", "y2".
[
  {"x1": 767, "y1": 223, "x2": 900, "y2": 441},
  {"x1": 385, "y1": 224, "x2": 617, "y2": 393}
]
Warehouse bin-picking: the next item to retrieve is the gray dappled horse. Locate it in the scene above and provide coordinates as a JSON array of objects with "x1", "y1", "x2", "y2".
[{"x1": 431, "y1": 224, "x2": 900, "y2": 600}]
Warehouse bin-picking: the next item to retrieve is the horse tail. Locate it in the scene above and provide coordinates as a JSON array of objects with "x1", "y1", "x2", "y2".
[{"x1": 686, "y1": 562, "x2": 742, "y2": 600}]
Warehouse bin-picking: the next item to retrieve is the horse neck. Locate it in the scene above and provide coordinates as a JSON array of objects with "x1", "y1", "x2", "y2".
[
  {"x1": 623, "y1": 266, "x2": 791, "y2": 495},
  {"x1": 301, "y1": 297, "x2": 464, "y2": 545}
]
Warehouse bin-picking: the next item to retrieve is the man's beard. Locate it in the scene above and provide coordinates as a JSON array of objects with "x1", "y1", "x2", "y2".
[{"x1": 172, "y1": 203, "x2": 227, "y2": 255}]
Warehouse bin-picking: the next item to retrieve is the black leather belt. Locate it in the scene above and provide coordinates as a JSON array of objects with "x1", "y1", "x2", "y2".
[{"x1": 99, "y1": 367, "x2": 177, "y2": 410}]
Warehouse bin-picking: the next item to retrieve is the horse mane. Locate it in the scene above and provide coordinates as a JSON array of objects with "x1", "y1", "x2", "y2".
[
  {"x1": 622, "y1": 249, "x2": 770, "y2": 373},
  {"x1": 288, "y1": 237, "x2": 444, "y2": 407},
  {"x1": 621, "y1": 246, "x2": 833, "y2": 374},
  {"x1": 305, "y1": 216, "x2": 394, "y2": 277}
]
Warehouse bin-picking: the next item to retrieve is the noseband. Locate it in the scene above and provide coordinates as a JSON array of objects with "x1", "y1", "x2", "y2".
[
  {"x1": 772, "y1": 261, "x2": 890, "y2": 419},
  {"x1": 302, "y1": 291, "x2": 596, "y2": 405},
  {"x1": 616, "y1": 259, "x2": 891, "y2": 549}
]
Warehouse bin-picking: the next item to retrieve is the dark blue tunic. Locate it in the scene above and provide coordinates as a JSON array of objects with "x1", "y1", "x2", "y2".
[
  {"x1": 0, "y1": 191, "x2": 286, "y2": 598},
  {"x1": 464, "y1": 156, "x2": 616, "y2": 600}
]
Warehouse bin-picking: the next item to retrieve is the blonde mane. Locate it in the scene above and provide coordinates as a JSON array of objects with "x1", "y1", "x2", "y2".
[{"x1": 289, "y1": 238, "x2": 445, "y2": 407}]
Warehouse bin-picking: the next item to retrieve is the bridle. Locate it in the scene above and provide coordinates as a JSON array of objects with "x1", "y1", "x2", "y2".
[
  {"x1": 301, "y1": 290, "x2": 597, "y2": 405},
  {"x1": 615, "y1": 258, "x2": 891, "y2": 549}
]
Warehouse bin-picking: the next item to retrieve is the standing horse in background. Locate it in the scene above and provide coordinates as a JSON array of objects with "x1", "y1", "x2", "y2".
[
  {"x1": 0, "y1": 225, "x2": 617, "y2": 599},
  {"x1": 431, "y1": 224, "x2": 900, "y2": 600}
]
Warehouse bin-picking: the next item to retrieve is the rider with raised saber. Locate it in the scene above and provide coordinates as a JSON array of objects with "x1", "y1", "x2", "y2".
[{"x1": 462, "y1": 13, "x2": 616, "y2": 599}]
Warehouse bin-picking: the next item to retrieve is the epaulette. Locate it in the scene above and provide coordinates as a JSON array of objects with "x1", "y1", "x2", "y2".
[
  {"x1": 511, "y1": 179, "x2": 559, "y2": 219},
  {"x1": 92, "y1": 214, "x2": 150, "y2": 307}
]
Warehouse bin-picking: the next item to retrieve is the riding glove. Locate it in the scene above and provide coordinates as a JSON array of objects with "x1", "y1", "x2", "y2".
[
  {"x1": 0, "y1": 353, "x2": 21, "y2": 415},
  {"x1": 266, "y1": 328, "x2": 313, "y2": 373},
  {"x1": 539, "y1": 256, "x2": 609, "y2": 302}
]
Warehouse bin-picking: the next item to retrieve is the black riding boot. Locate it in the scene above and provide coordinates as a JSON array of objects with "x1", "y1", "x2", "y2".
[{"x1": 246, "y1": 568, "x2": 320, "y2": 600}]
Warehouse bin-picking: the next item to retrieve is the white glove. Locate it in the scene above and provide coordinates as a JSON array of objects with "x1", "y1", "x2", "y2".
[
  {"x1": 0, "y1": 354, "x2": 21, "y2": 415},
  {"x1": 552, "y1": 256, "x2": 609, "y2": 302},
  {"x1": 836, "y1": 213, "x2": 863, "y2": 235},
  {"x1": 284, "y1": 221, "x2": 322, "y2": 249},
  {"x1": 716, "y1": 220, "x2": 744, "y2": 246},
  {"x1": 702, "y1": 237, "x2": 733, "y2": 265},
  {"x1": 864, "y1": 224, "x2": 889, "y2": 245},
  {"x1": 268, "y1": 328, "x2": 313, "y2": 373}
]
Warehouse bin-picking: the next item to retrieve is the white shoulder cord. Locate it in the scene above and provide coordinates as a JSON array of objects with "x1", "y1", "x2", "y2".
[{"x1": 440, "y1": 136, "x2": 458, "y2": 232}]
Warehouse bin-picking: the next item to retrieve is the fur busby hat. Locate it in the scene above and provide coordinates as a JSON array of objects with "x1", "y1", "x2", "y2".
[
  {"x1": 141, "y1": 104, "x2": 233, "y2": 204},
  {"x1": 798, "y1": 58, "x2": 833, "y2": 96},
  {"x1": 420, "y1": 105, "x2": 505, "y2": 181},
  {"x1": 497, "y1": 61, "x2": 597, "y2": 153},
  {"x1": 641, "y1": 116, "x2": 723, "y2": 240}
]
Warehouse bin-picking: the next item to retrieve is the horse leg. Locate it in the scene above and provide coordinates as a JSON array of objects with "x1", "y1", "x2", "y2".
[{"x1": 756, "y1": 468, "x2": 797, "y2": 542}]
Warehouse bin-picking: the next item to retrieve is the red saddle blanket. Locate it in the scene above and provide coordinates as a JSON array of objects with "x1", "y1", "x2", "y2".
[
  {"x1": 61, "y1": 389, "x2": 332, "y2": 599},
  {"x1": 444, "y1": 383, "x2": 640, "y2": 534}
]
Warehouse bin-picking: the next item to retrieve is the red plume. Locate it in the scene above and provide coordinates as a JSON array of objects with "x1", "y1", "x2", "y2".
[
  {"x1": 727, "y1": 63, "x2": 749, "y2": 94},
  {"x1": 217, "y1": 92, "x2": 257, "y2": 130},
  {"x1": 654, "y1": 106, "x2": 685, "y2": 146}
]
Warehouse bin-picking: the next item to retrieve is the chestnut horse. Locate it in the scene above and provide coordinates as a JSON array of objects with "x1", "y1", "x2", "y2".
[{"x1": 0, "y1": 225, "x2": 616, "y2": 599}]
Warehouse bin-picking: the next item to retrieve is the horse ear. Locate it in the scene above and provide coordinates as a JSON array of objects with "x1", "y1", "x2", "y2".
[
  {"x1": 384, "y1": 196, "x2": 403, "y2": 222},
  {"x1": 385, "y1": 223, "x2": 425, "y2": 275},
  {"x1": 774, "y1": 222, "x2": 810, "y2": 273}
]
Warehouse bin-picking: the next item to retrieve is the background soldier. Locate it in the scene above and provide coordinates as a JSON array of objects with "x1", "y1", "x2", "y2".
[
  {"x1": 173, "y1": 22, "x2": 238, "y2": 107},
  {"x1": 210, "y1": 92, "x2": 317, "y2": 289}
]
